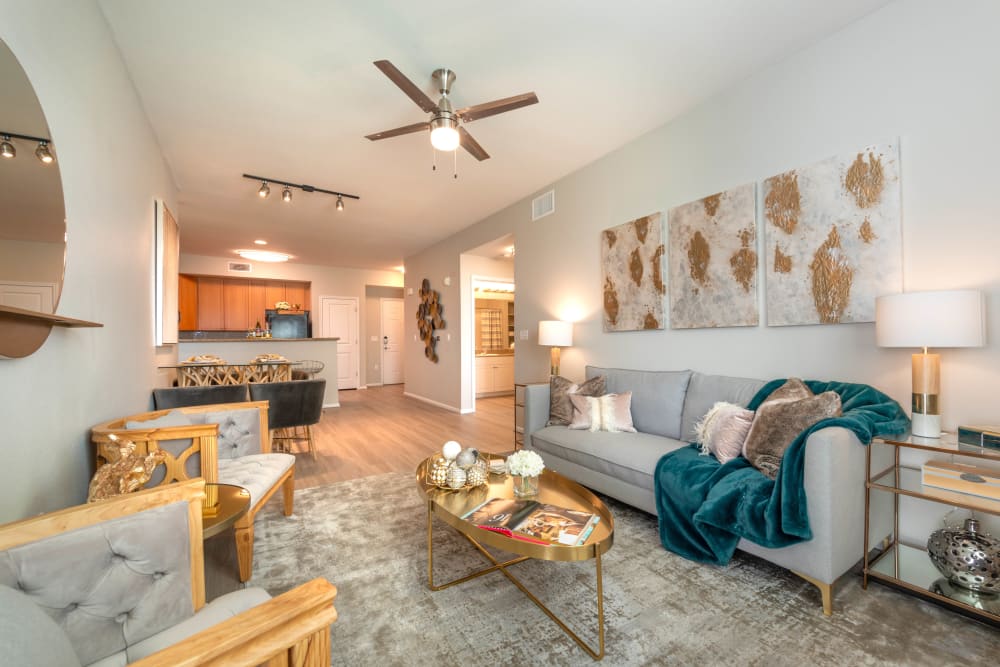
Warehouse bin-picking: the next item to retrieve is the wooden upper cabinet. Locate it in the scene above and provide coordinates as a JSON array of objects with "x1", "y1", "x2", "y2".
[
  {"x1": 223, "y1": 279, "x2": 250, "y2": 331},
  {"x1": 197, "y1": 277, "x2": 224, "y2": 330},
  {"x1": 284, "y1": 282, "x2": 307, "y2": 310},
  {"x1": 249, "y1": 280, "x2": 269, "y2": 328},
  {"x1": 178, "y1": 274, "x2": 198, "y2": 330},
  {"x1": 264, "y1": 283, "x2": 286, "y2": 311}
]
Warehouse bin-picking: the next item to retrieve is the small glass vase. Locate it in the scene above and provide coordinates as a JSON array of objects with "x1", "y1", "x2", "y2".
[{"x1": 512, "y1": 474, "x2": 539, "y2": 498}]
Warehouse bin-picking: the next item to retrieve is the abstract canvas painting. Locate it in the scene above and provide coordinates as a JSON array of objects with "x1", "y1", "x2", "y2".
[
  {"x1": 668, "y1": 184, "x2": 758, "y2": 329},
  {"x1": 601, "y1": 212, "x2": 665, "y2": 331},
  {"x1": 762, "y1": 142, "x2": 901, "y2": 326}
]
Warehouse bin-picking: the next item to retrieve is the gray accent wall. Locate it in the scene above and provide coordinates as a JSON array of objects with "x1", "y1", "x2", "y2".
[
  {"x1": 405, "y1": 0, "x2": 1000, "y2": 441},
  {"x1": 0, "y1": 1, "x2": 179, "y2": 522}
]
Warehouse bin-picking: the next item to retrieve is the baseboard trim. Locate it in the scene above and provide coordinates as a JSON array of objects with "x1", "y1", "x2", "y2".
[
  {"x1": 403, "y1": 391, "x2": 461, "y2": 413},
  {"x1": 365, "y1": 383, "x2": 382, "y2": 388},
  {"x1": 322, "y1": 402, "x2": 340, "y2": 408}
]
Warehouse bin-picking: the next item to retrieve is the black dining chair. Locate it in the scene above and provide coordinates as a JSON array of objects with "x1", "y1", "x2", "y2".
[
  {"x1": 152, "y1": 384, "x2": 250, "y2": 410},
  {"x1": 248, "y1": 379, "x2": 326, "y2": 459}
]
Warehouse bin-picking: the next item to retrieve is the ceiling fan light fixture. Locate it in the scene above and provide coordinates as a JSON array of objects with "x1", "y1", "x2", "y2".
[
  {"x1": 258, "y1": 181, "x2": 270, "y2": 198},
  {"x1": 430, "y1": 117, "x2": 460, "y2": 152},
  {"x1": 335, "y1": 195, "x2": 345, "y2": 212},
  {"x1": 282, "y1": 186, "x2": 292, "y2": 203},
  {"x1": 0, "y1": 136, "x2": 14, "y2": 159},
  {"x1": 34, "y1": 140, "x2": 54, "y2": 164}
]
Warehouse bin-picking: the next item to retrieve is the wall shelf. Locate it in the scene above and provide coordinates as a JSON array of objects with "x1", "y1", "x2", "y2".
[{"x1": 0, "y1": 305, "x2": 103, "y2": 359}]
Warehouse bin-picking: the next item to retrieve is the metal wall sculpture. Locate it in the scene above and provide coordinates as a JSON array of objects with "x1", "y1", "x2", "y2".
[{"x1": 417, "y1": 278, "x2": 445, "y2": 362}]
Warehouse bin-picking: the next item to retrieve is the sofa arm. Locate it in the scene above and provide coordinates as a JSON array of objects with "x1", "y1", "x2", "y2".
[
  {"x1": 131, "y1": 578, "x2": 337, "y2": 667},
  {"x1": 523, "y1": 383, "x2": 550, "y2": 446}
]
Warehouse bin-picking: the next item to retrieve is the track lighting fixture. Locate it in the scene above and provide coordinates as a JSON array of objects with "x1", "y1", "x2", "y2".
[
  {"x1": 242, "y1": 174, "x2": 359, "y2": 212},
  {"x1": 0, "y1": 131, "x2": 55, "y2": 164}
]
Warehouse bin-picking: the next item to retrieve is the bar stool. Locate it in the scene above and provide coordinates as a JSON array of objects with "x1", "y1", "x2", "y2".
[
  {"x1": 248, "y1": 379, "x2": 326, "y2": 460},
  {"x1": 291, "y1": 359, "x2": 325, "y2": 380}
]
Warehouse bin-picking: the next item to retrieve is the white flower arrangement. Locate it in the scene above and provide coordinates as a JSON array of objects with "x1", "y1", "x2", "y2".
[
  {"x1": 505, "y1": 450, "x2": 545, "y2": 477},
  {"x1": 275, "y1": 301, "x2": 292, "y2": 310}
]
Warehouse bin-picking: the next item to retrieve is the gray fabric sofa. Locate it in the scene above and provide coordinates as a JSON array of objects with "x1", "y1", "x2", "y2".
[{"x1": 524, "y1": 366, "x2": 891, "y2": 614}]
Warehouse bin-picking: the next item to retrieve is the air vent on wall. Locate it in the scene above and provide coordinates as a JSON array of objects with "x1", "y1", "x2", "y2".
[
  {"x1": 228, "y1": 262, "x2": 252, "y2": 273},
  {"x1": 532, "y1": 189, "x2": 555, "y2": 221}
]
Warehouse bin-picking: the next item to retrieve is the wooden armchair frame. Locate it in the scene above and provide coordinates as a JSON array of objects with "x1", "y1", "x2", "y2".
[
  {"x1": 92, "y1": 402, "x2": 295, "y2": 582},
  {"x1": 0, "y1": 480, "x2": 337, "y2": 666}
]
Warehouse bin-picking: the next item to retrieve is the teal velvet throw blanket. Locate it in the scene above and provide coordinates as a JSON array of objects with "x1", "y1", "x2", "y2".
[{"x1": 654, "y1": 380, "x2": 909, "y2": 565}]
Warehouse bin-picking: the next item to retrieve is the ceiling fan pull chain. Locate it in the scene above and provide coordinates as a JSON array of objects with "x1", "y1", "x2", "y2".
[
  {"x1": 453, "y1": 148, "x2": 458, "y2": 179},
  {"x1": 432, "y1": 146, "x2": 437, "y2": 171}
]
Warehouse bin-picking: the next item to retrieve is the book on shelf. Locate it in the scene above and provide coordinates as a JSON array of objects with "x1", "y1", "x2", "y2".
[
  {"x1": 957, "y1": 425, "x2": 1000, "y2": 450},
  {"x1": 461, "y1": 497, "x2": 600, "y2": 546}
]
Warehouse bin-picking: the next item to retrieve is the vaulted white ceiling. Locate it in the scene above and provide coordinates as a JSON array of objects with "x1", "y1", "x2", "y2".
[{"x1": 98, "y1": 0, "x2": 892, "y2": 271}]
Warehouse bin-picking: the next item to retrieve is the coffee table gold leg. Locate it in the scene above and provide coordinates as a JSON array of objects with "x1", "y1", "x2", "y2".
[{"x1": 430, "y1": 518, "x2": 606, "y2": 660}]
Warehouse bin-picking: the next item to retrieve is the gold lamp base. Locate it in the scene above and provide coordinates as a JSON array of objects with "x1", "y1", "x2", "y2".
[{"x1": 550, "y1": 346, "x2": 561, "y2": 377}]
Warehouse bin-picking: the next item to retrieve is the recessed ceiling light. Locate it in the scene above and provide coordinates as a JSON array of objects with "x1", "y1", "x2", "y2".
[
  {"x1": 237, "y1": 249, "x2": 290, "y2": 262},
  {"x1": 254, "y1": 239, "x2": 268, "y2": 245}
]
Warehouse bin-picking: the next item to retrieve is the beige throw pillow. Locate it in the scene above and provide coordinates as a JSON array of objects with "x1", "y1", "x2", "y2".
[
  {"x1": 567, "y1": 392, "x2": 636, "y2": 433},
  {"x1": 742, "y1": 380, "x2": 842, "y2": 479},
  {"x1": 548, "y1": 375, "x2": 606, "y2": 426},
  {"x1": 694, "y1": 401, "x2": 754, "y2": 464}
]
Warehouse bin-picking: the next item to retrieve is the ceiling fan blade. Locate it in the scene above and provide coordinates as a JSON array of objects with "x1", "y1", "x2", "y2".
[
  {"x1": 458, "y1": 127, "x2": 490, "y2": 161},
  {"x1": 365, "y1": 121, "x2": 430, "y2": 141},
  {"x1": 456, "y1": 92, "x2": 538, "y2": 123},
  {"x1": 373, "y1": 60, "x2": 438, "y2": 114}
]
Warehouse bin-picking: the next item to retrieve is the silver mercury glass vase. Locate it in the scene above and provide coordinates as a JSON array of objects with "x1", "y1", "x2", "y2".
[{"x1": 926, "y1": 517, "x2": 1000, "y2": 594}]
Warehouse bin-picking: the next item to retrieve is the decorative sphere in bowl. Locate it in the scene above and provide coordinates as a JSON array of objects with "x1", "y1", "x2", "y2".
[
  {"x1": 455, "y1": 448, "x2": 479, "y2": 470},
  {"x1": 926, "y1": 518, "x2": 1000, "y2": 594}
]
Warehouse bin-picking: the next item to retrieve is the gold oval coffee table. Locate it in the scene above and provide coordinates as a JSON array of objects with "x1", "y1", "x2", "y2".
[{"x1": 416, "y1": 453, "x2": 614, "y2": 660}]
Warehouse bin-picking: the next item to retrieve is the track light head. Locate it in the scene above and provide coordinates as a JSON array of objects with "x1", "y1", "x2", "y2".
[
  {"x1": 336, "y1": 195, "x2": 344, "y2": 212},
  {"x1": 34, "y1": 140, "x2": 54, "y2": 164},
  {"x1": 258, "y1": 181, "x2": 270, "y2": 198},
  {"x1": 0, "y1": 136, "x2": 14, "y2": 159},
  {"x1": 282, "y1": 186, "x2": 292, "y2": 203}
]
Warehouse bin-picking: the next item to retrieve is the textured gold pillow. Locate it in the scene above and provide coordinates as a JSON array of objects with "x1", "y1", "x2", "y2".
[
  {"x1": 548, "y1": 375, "x2": 606, "y2": 426},
  {"x1": 742, "y1": 380, "x2": 842, "y2": 479}
]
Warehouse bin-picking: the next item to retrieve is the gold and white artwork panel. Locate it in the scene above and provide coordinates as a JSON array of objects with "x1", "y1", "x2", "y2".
[
  {"x1": 763, "y1": 142, "x2": 902, "y2": 326},
  {"x1": 601, "y1": 212, "x2": 666, "y2": 331},
  {"x1": 668, "y1": 183, "x2": 758, "y2": 329}
]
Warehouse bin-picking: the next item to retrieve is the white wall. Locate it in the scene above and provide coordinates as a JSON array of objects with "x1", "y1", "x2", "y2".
[
  {"x1": 0, "y1": 1, "x2": 178, "y2": 522},
  {"x1": 406, "y1": 0, "x2": 1000, "y2": 436},
  {"x1": 179, "y1": 253, "x2": 403, "y2": 389}
]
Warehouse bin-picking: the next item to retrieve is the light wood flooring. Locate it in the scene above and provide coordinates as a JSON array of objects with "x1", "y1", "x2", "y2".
[{"x1": 289, "y1": 384, "x2": 515, "y2": 489}]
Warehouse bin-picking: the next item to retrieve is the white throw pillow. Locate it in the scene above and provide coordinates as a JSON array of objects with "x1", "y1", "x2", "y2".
[
  {"x1": 567, "y1": 392, "x2": 636, "y2": 433},
  {"x1": 694, "y1": 401, "x2": 754, "y2": 464}
]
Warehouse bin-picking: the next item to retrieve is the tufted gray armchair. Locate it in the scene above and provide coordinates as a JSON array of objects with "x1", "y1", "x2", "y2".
[
  {"x1": 92, "y1": 401, "x2": 295, "y2": 582},
  {"x1": 0, "y1": 479, "x2": 336, "y2": 666}
]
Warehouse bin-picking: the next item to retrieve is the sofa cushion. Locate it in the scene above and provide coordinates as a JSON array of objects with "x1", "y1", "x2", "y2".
[
  {"x1": 679, "y1": 372, "x2": 765, "y2": 442},
  {"x1": 694, "y1": 401, "x2": 754, "y2": 464},
  {"x1": 0, "y1": 584, "x2": 82, "y2": 667},
  {"x1": 530, "y1": 426, "x2": 687, "y2": 492},
  {"x1": 201, "y1": 408, "x2": 263, "y2": 459},
  {"x1": 586, "y1": 366, "x2": 691, "y2": 439},
  {"x1": 548, "y1": 375, "x2": 606, "y2": 426},
  {"x1": 218, "y1": 453, "x2": 294, "y2": 509},
  {"x1": 743, "y1": 389, "x2": 842, "y2": 478}
]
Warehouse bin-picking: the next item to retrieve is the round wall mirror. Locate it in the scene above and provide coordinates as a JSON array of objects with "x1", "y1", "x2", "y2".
[{"x1": 0, "y1": 37, "x2": 66, "y2": 315}]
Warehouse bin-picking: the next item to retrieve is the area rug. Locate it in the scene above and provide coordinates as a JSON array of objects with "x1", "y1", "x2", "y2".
[{"x1": 252, "y1": 473, "x2": 998, "y2": 666}]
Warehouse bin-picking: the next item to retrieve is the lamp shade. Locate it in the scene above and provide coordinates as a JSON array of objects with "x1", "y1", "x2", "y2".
[
  {"x1": 538, "y1": 320, "x2": 572, "y2": 347},
  {"x1": 876, "y1": 289, "x2": 985, "y2": 348}
]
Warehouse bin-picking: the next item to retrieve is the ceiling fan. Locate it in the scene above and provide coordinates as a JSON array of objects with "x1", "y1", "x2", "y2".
[{"x1": 365, "y1": 60, "x2": 538, "y2": 161}]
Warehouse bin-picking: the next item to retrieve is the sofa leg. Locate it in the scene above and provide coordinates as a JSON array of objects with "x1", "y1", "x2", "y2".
[
  {"x1": 235, "y1": 515, "x2": 254, "y2": 583},
  {"x1": 791, "y1": 570, "x2": 833, "y2": 616}
]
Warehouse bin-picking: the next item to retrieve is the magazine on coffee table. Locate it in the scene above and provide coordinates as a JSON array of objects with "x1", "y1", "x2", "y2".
[{"x1": 462, "y1": 497, "x2": 600, "y2": 546}]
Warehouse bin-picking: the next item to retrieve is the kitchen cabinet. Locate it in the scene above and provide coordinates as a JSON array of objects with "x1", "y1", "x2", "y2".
[
  {"x1": 249, "y1": 281, "x2": 269, "y2": 327},
  {"x1": 223, "y1": 279, "x2": 250, "y2": 331},
  {"x1": 197, "y1": 277, "x2": 224, "y2": 330},
  {"x1": 284, "y1": 282, "x2": 307, "y2": 309},
  {"x1": 178, "y1": 274, "x2": 198, "y2": 330},
  {"x1": 476, "y1": 355, "x2": 514, "y2": 396}
]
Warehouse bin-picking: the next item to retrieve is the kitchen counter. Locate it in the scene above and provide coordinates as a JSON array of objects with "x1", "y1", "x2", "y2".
[
  {"x1": 172, "y1": 338, "x2": 341, "y2": 407},
  {"x1": 475, "y1": 351, "x2": 514, "y2": 357}
]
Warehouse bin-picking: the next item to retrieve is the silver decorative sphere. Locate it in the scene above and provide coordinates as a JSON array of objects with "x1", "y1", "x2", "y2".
[
  {"x1": 455, "y1": 448, "x2": 479, "y2": 470},
  {"x1": 446, "y1": 466, "x2": 467, "y2": 489},
  {"x1": 927, "y1": 518, "x2": 1000, "y2": 593},
  {"x1": 466, "y1": 462, "x2": 487, "y2": 486}
]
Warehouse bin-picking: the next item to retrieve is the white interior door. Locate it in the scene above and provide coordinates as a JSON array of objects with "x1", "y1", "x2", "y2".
[
  {"x1": 319, "y1": 296, "x2": 359, "y2": 389},
  {"x1": 0, "y1": 282, "x2": 55, "y2": 312},
  {"x1": 380, "y1": 298, "x2": 405, "y2": 385}
]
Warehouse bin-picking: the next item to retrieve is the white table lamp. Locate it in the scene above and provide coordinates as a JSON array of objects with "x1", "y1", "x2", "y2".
[
  {"x1": 538, "y1": 320, "x2": 573, "y2": 376},
  {"x1": 876, "y1": 289, "x2": 985, "y2": 438}
]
